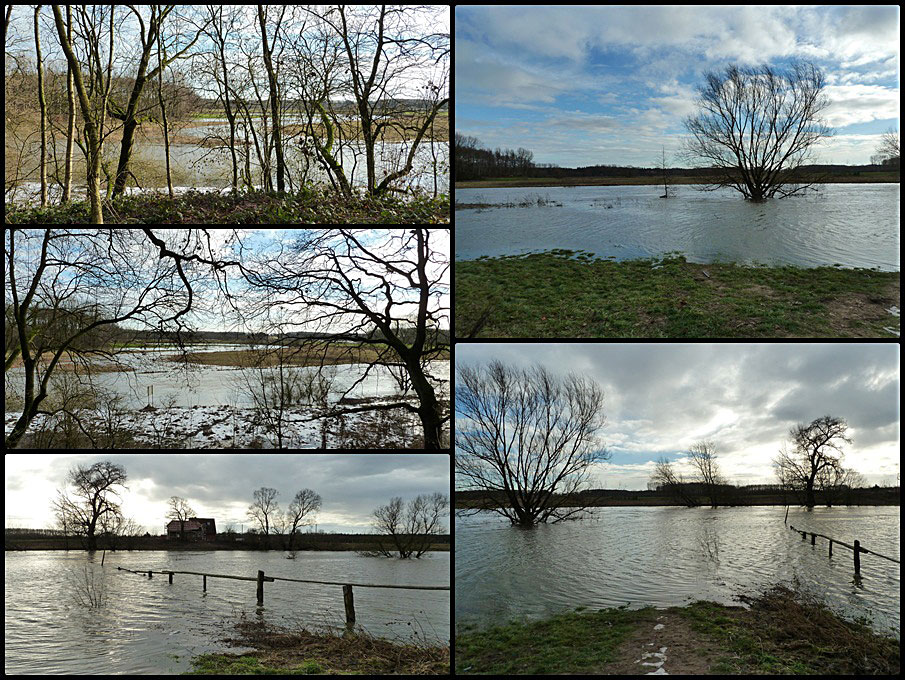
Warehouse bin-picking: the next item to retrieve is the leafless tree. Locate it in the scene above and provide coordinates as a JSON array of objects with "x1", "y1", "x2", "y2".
[
  {"x1": 875, "y1": 127, "x2": 900, "y2": 167},
  {"x1": 240, "y1": 228, "x2": 450, "y2": 449},
  {"x1": 687, "y1": 440, "x2": 725, "y2": 508},
  {"x1": 51, "y1": 461, "x2": 128, "y2": 551},
  {"x1": 4, "y1": 229, "x2": 229, "y2": 448},
  {"x1": 285, "y1": 488, "x2": 322, "y2": 550},
  {"x1": 247, "y1": 487, "x2": 280, "y2": 536},
  {"x1": 455, "y1": 360, "x2": 608, "y2": 526},
  {"x1": 166, "y1": 496, "x2": 196, "y2": 541},
  {"x1": 650, "y1": 456, "x2": 698, "y2": 507},
  {"x1": 683, "y1": 61, "x2": 833, "y2": 200},
  {"x1": 773, "y1": 415, "x2": 851, "y2": 509},
  {"x1": 371, "y1": 492, "x2": 448, "y2": 558}
]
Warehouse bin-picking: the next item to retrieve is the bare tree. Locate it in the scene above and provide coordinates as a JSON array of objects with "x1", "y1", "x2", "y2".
[
  {"x1": 687, "y1": 440, "x2": 724, "y2": 508},
  {"x1": 285, "y1": 488, "x2": 322, "y2": 551},
  {"x1": 241, "y1": 228, "x2": 450, "y2": 449},
  {"x1": 455, "y1": 360, "x2": 608, "y2": 526},
  {"x1": 51, "y1": 461, "x2": 128, "y2": 551},
  {"x1": 875, "y1": 127, "x2": 900, "y2": 167},
  {"x1": 773, "y1": 415, "x2": 851, "y2": 509},
  {"x1": 247, "y1": 487, "x2": 280, "y2": 537},
  {"x1": 650, "y1": 456, "x2": 698, "y2": 507},
  {"x1": 50, "y1": 4, "x2": 116, "y2": 223},
  {"x1": 371, "y1": 492, "x2": 448, "y2": 558},
  {"x1": 683, "y1": 61, "x2": 833, "y2": 200},
  {"x1": 166, "y1": 496, "x2": 196, "y2": 541}
]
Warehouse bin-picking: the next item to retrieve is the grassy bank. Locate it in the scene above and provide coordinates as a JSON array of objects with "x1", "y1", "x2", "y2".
[
  {"x1": 185, "y1": 616, "x2": 449, "y2": 675},
  {"x1": 5, "y1": 188, "x2": 449, "y2": 225},
  {"x1": 455, "y1": 251, "x2": 899, "y2": 338},
  {"x1": 456, "y1": 585, "x2": 899, "y2": 675},
  {"x1": 456, "y1": 173, "x2": 900, "y2": 189}
]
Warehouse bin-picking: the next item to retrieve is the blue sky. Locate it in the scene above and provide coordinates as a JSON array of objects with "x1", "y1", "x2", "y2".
[
  {"x1": 455, "y1": 344, "x2": 900, "y2": 490},
  {"x1": 456, "y1": 5, "x2": 900, "y2": 166}
]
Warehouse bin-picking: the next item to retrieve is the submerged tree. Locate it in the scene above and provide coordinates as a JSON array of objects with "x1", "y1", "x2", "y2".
[
  {"x1": 371, "y1": 492, "x2": 448, "y2": 558},
  {"x1": 455, "y1": 360, "x2": 609, "y2": 526},
  {"x1": 683, "y1": 61, "x2": 833, "y2": 200},
  {"x1": 773, "y1": 415, "x2": 851, "y2": 509}
]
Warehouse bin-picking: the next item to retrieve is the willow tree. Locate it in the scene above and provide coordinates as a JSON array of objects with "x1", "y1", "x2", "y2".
[
  {"x1": 684, "y1": 61, "x2": 833, "y2": 200},
  {"x1": 456, "y1": 361, "x2": 609, "y2": 526}
]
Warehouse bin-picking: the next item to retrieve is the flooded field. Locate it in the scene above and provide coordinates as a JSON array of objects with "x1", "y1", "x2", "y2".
[
  {"x1": 455, "y1": 183, "x2": 899, "y2": 271},
  {"x1": 4, "y1": 344, "x2": 449, "y2": 449}
]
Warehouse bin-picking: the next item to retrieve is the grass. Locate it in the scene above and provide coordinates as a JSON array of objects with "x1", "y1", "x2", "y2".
[
  {"x1": 455, "y1": 251, "x2": 899, "y2": 338},
  {"x1": 456, "y1": 172, "x2": 900, "y2": 188},
  {"x1": 456, "y1": 585, "x2": 899, "y2": 675},
  {"x1": 185, "y1": 616, "x2": 448, "y2": 675},
  {"x1": 5, "y1": 187, "x2": 449, "y2": 225}
]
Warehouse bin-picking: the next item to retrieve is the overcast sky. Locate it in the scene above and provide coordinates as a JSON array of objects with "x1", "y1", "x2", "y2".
[
  {"x1": 455, "y1": 343, "x2": 899, "y2": 490},
  {"x1": 5, "y1": 453, "x2": 450, "y2": 533},
  {"x1": 456, "y1": 5, "x2": 900, "y2": 166}
]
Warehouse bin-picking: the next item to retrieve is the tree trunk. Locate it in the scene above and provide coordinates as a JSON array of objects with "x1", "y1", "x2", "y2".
[
  {"x1": 62, "y1": 6, "x2": 74, "y2": 203},
  {"x1": 34, "y1": 6, "x2": 47, "y2": 207},
  {"x1": 258, "y1": 6, "x2": 285, "y2": 193}
]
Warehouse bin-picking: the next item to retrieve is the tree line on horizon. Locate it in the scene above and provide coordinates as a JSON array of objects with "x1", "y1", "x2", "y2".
[{"x1": 455, "y1": 361, "x2": 891, "y2": 527}]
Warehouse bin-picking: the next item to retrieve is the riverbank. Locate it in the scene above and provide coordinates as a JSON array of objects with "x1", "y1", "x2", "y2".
[
  {"x1": 455, "y1": 251, "x2": 900, "y2": 338},
  {"x1": 4, "y1": 187, "x2": 449, "y2": 225},
  {"x1": 455, "y1": 173, "x2": 900, "y2": 189},
  {"x1": 455, "y1": 585, "x2": 899, "y2": 675},
  {"x1": 186, "y1": 616, "x2": 449, "y2": 675}
]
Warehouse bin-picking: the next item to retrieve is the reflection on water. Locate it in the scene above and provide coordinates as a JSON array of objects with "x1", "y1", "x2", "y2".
[
  {"x1": 455, "y1": 183, "x2": 899, "y2": 270},
  {"x1": 5, "y1": 550, "x2": 449, "y2": 674},
  {"x1": 455, "y1": 506, "x2": 900, "y2": 636}
]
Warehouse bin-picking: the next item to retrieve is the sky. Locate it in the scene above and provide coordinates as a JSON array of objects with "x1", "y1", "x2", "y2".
[
  {"x1": 456, "y1": 5, "x2": 901, "y2": 166},
  {"x1": 455, "y1": 343, "x2": 900, "y2": 490},
  {"x1": 6, "y1": 228, "x2": 450, "y2": 334},
  {"x1": 4, "y1": 453, "x2": 450, "y2": 534}
]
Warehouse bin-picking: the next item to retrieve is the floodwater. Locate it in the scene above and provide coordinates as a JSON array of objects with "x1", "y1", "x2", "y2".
[
  {"x1": 5, "y1": 345, "x2": 450, "y2": 409},
  {"x1": 5, "y1": 549, "x2": 449, "y2": 674},
  {"x1": 455, "y1": 506, "x2": 900, "y2": 637},
  {"x1": 6, "y1": 131, "x2": 448, "y2": 206},
  {"x1": 455, "y1": 183, "x2": 899, "y2": 271}
]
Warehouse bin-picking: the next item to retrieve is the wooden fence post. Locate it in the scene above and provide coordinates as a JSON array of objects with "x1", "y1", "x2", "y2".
[
  {"x1": 343, "y1": 584, "x2": 355, "y2": 629},
  {"x1": 169, "y1": 572, "x2": 173, "y2": 584},
  {"x1": 854, "y1": 540, "x2": 861, "y2": 574},
  {"x1": 148, "y1": 570, "x2": 153, "y2": 579},
  {"x1": 203, "y1": 575, "x2": 207, "y2": 592},
  {"x1": 811, "y1": 533, "x2": 816, "y2": 546},
  {"x1": 828, "y1": 540, "x2": 833, "y2": 557},
  {"x1": 257, "y1": 570, "x2": 265, "y2": 604}
]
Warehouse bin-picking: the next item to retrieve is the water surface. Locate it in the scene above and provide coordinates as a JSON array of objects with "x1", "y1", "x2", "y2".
[
  {"x1": 5, "y1": 550, "x2": 449, "y2": 674},
  {"x1": 455, "y1": 183, "x2": 899, "y2": 270},
  {"x1": 455, "y1": 506, "x2": 899, "y2": 636}
]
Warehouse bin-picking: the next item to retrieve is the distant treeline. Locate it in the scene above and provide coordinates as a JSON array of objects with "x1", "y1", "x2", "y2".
[
  {"x1": 455, "y1": 484, "x2": 900, "y2": 508},
  {"x1": 5, "y1": 529, "x2": 451, "y2": 552},
  {"x1": 454, "y1": 134, "x2": 899, "y2": 181}
]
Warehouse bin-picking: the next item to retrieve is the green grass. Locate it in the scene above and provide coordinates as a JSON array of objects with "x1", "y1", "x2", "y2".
[
  {"x1": 185, "y1": 654, "x2": 325, "y2": 675},
  {"x1": 456, "y1": 586, "x2": 899, "y2": 675},
  {"x1": 5, "y1": 188, "x2": 449, "y2": 225},
  {"x1": 455, "y1": 606, "x2": 648, "y2": 674},
  {"x1": 455, "y1": 251, "x2": 899, "y2": 338}
]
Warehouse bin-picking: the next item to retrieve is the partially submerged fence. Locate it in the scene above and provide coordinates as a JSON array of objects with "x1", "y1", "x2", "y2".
[
  {"x1": 789, "y1": 525, "x2": 900, "y2": 574},
  {"x1": 116, "y1": 566, "x2": 449, "y2": 628}
]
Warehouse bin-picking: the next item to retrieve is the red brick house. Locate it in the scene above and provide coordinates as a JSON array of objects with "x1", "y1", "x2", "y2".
[{"x1": 166, "y1": 517, "x2": 217, "y2": 541}]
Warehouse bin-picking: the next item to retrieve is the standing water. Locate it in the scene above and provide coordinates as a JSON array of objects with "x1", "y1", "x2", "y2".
[
  {"x1": 455, "y1": 506, "x2": 899, "y2": 636},
  {"x1": 5, "y1": 550, "x2": 449, "y2": 674}
]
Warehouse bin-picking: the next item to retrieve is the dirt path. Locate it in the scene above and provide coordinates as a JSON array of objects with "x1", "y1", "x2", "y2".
[{"x1": 598, "y1": 608, "x2": 747, "y2": 675}]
